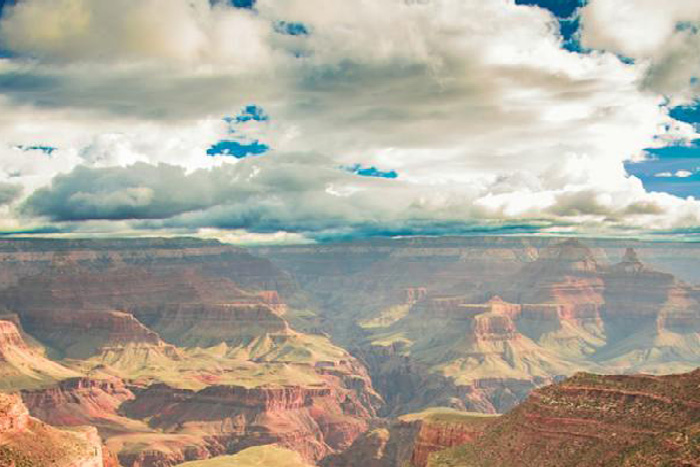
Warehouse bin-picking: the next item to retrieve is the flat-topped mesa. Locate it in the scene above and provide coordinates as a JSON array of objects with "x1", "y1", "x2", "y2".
[
  {"x1": 122, "y1": 382, "x2": 376, "y2": 463},
  {"x1": 0, "y1": 393, "x2": 29, "y2": 432},
  {"x1": 21, "y1": 376, "x2": 135, "y2": 427},
  {"x1": 191, "y1": 385, "x2": 333, "y2": 410}
]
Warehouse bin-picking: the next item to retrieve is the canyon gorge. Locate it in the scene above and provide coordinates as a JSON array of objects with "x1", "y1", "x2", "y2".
[{"x1": 0, "y1": 236, "x2": 699, "y2": 465}]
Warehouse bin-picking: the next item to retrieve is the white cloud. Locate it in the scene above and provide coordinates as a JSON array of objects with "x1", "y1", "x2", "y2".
[
  {"x1": 653, "y1": 169, "x2": 695, "y2": 178},
  {"x1": 0, "y1": 0, "x2": 698, "y2": 239},
  {"x1": 580, "y1": 0, "x2": 700, "y2": 102}
]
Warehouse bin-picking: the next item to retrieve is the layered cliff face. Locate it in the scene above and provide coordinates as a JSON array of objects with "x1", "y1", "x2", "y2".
[
  {"x1": 0, "y1": 237, "x2": 294, "y2": 292},
  {"x1": 0, "y1": 392, "x2": 105, "y2": 467},
  {"x1": 22, "y1": 376, "x2": 136, "y2": 429},
  {"x1": 0, "y1": 238, "x2": 382, "y2": 466},
  {"x1": 0, "y1": 319, "x2": 78, "y2": 390},
  {"x1": 321, "y1": 409, "x2": 497, "y2": 467},
  {"x1": 430, "y1": 369, "x2": 700, "y2": 467},
  {"x1": 262, "y1": 238, "x2": 700, "y2": 417},
  {"x1": 119, "y1": 382, "x2": 374, "y2": 463},
  {"x1": 408, "y1": 411, "x2": 497, "y2": 467}
]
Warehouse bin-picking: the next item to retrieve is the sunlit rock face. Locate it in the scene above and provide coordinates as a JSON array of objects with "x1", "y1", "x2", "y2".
[
  {"x1": 259, "y1": 236, "x2": 700, "y2": 415},
  {"x1": 0, "y1": 238, "x2": 381, "y2": 466},
  {"x1": 430, "y1": 369, "x2": 700, "y2": 467},
  {"x1": 0, "y1": 392, "x2": 105, "y2": 467},
  {"x1": 1, "y1": 236, "x2": 700, "y2": 466}
]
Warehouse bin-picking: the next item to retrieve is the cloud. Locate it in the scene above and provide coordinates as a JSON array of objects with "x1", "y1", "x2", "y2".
[
  {"x1": 19, "y1": 153, "x2": 700, "y2": 239},
  {"x1": 0, "y1": 181, "x2": 20, "y2": 204},
  {"x1": 580, "y1": 0, "x2": 700, "y2": 102},
  {"x1": 0, "y1": 0, "x2": 699, "y2": 240},
  {"x1": 0, "y1": 0, "x2": 273, "y2": 65},
  {"x1": 654, "y1": 170, "x2": 695, "y2": 178}
]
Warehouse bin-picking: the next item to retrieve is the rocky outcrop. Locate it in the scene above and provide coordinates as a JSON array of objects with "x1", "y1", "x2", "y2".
[
  {"x1": 322, "y1": 410, "x2": 496, "y2": 467},
  {"x1": 321, "y1": 419, "x2": 422, "y2": 467},
  {"x1": 430, "y1": 369, "x2": 700, "y2": 466},
  {"x1": 0, "y1": 392, "x2": 106, "y2": 467},
  {"x1": 0, "y1": 393, "x2": 29, "y2": 433},
  {"x1": 344, "y1": 240, "x2": 700, "y2": 415},
  {"x1": 131, "y1": 303, "x2": 291, "y2": 348},
  {"x1": 22, "y1": 376, "x2": 135, "y2": 427},
  {"x1": 409, "y1": 413, "x2": 495, "y2": 467},
  {"x1": 120, "y1": 382, "x2": 377, "y2": 464},
  {"x1": 0, "y1": 319, "x2": 78, "y2": 390}
]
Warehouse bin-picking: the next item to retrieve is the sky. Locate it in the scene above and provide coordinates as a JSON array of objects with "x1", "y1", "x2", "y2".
[{"x1": 1, "y1": 0, "x2": 700, "y2": 243}]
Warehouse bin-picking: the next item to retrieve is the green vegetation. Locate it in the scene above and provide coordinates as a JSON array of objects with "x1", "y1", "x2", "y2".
[
  {"x1": 399, "y1": 406, "x2": 499, "y2": 423},
  {"x1": 359, "y1": 304, "x2": 411, "y2": 329},
  {"x1": 178, "y1": 445, "x2": 311, "y2": 467}
]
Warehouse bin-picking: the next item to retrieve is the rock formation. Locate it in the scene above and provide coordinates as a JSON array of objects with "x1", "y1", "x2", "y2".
[
  {"x1": 430, "y1": 369, "x2": 700, "y2": 466},
  {"x1": 0, "y1": 319, "x2": 78, "y2": 390},
  {"x1": 0, "y1": 392, "x2": 105, "y2": 467},
  {"x1": 261, "y1": 238, "x2": 700, "y2": 416},
  {"x1": 322, "y1": 409, "x2": 496, "y2": 467},
  {"x1": 120, "y1": 382, "x2": 375, "y2": 463}
]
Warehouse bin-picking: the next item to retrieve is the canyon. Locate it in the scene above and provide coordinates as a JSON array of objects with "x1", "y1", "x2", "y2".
[
  {"x1": 430, "y1": 369, "x2": 700, "y2": 466},
  {"x1": 0, "y1": 236, "x2": 698, "y2": 465}
]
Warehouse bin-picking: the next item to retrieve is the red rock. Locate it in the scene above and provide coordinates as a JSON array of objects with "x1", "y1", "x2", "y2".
[
  {"x1": 409, "y1": 415, "x2": 492, "y2": 467},
  {"x1": 22, "y1": 376, "x2": 135, "y2": 427},
  {"x1": 121, "y1": 382, "x2": 376, "y2": 463},
  {"x1": 0, "y1": 392, "x2": 106, "y2": 467},
  {"x1": 0, "y1": 393, "x2": 29, "y2": 433},
  {"x1": 431, "y1": 369, "x2": 700, "y2": 466}
]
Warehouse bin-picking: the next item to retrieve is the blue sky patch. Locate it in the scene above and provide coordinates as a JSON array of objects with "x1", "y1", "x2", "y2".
[
  {"x1": 229, "y1": 0, "x2": 255, "y2": 9},
  {"x1": 670, "y1": 103, "x2": 700, "y2": 127},
  {"x1": 626, "y1": 140, "x2": 700, "y2": 197},
  {"x1": 515, "y1": 0, "x2": 585, "y2": 19},
  {"x1": 16, "y1": 145, "x2": 57, "y2": 156},
  {"x1": 343, "y1": 164, "x2": 399, "y2": 179},
  {"x1": 224, "y1": 105, "x2": 269, "y2": 127},
  {"x1": 516, "y1": 0, "x2": 588, "y2": 53},
  {"x1": 206, "y1": 140, "x2": 269, "y2": 159},
  {"x1": 274, "y1": 21, "x2": 310, "y2": 36}
]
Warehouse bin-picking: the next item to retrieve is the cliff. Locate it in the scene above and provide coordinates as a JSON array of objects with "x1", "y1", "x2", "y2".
[
  {"x1": 409, "y1": 412, "x2": 496, "y2": 467},
  {"x1": 119, "y1": 382, "x2": 377, "y2": 464},
  {"x1": 0, "y1": 319, "x2": 78, "y2": 390},
  {"x1": 322, "y1": 409, "x2": 497, "y2": 467},
  {"x1": 0, "y1": 392, "x2": 105, "y2": 467},
  {"x1": 22, "y1": 376, "x2": 135, "y2": 428},
  {"x1": 430, "y1": 369, "x2": 700, "y2": 466}
]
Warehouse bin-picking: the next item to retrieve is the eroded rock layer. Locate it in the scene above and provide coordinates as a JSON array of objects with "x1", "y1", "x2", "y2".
[
  {"x1": 430, "y1": 369, "x2": 700, "y2": 466},
  {"x1": 0, "y1": 392, "x2": 105, "y2": 467}
]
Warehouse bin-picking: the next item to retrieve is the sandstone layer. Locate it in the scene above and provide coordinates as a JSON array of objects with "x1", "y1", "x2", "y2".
[
  {"x1": 0, "y1": 392, "x2": 106, "y2": 467},
  {"x1": 430, "y1": 369, "x2": 700, "y2": 466}
]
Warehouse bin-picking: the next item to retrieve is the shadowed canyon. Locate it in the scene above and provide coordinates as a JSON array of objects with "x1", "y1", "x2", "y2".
[{"x1": 1, "y1": 236, "x2": 700, "y2": 466}]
